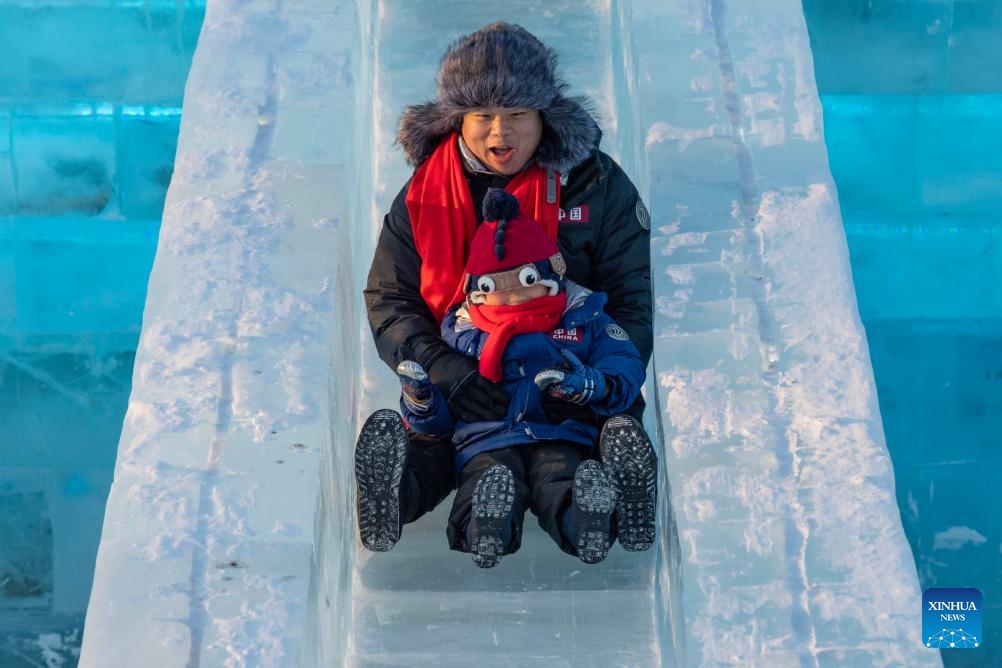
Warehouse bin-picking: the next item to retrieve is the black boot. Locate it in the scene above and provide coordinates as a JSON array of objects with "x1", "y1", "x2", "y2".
[
  {"x1": 354, "y1": 409, "x2": 408, "y2": 552},
  {"x1": 599, "y1": 415, "x2": 657, "y2": 551},
  {"x1": 572, "y1": 459, "x2": 620, "y2": 564},
  {"x1": 469, "y1": 464, "x2": 516, "y2": 569}
]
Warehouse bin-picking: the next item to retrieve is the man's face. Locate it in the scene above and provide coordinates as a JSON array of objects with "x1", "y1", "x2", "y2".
[{"x1": 461, "y1": 108, "x2": 543, "y2": 176}]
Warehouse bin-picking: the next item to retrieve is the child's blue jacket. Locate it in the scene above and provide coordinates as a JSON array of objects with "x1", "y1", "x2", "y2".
[{"x1": 402, "y1": 284, "x2": 645, "y2": 475}]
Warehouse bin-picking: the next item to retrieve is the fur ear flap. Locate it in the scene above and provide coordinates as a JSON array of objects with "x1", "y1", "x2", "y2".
[
  {"x1": 535, "y1": 95, "x2": 601, "y2": 174},
  {"x1": 397, "y1": 101, "x2": 461, "y2": 167}
]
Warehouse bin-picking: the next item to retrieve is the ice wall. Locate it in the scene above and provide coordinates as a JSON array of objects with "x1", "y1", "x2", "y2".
[
  {"x1": 1, "y1": 2, "x2": 202, "y2": 664},
  {"x1": 79, "y1": 0, "x2": 362, "y2": 664},
  {"x1": 80, "y1": 0, "x2": 935, "y2": 666},
  {"x1": 624, "y1": 1, "x2": 936, "y2": 664}
]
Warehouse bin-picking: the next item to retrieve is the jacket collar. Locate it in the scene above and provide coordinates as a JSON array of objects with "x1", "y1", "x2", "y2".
[{"x1": 457, "y1": 136, "x2": 494, "y2": 175}]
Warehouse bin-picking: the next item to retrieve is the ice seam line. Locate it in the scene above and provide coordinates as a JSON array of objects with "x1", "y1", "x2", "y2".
[{"x1": 708, "y1": 0, "x2": 820, "y2": 665}]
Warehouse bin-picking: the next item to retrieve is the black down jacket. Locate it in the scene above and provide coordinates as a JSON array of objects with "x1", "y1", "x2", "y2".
[{"x1": 364, "y1": 149, "x2": 653, "y2": 419}]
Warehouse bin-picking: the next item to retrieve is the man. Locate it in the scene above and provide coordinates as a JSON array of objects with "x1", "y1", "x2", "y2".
[{"x1": 359, "y1": 22, "x2": 653, "y2": 551}]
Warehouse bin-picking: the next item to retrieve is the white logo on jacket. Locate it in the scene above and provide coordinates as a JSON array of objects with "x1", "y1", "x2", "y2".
[
  {"x1": 605, "y1": 324, "x2": 629, "y2": 341},
  {"x1": 636, "y1": 201, "x2": 651, "y2": 230}
]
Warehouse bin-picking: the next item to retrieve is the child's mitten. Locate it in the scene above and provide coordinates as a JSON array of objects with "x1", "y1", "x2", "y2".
[
  {"x1": 534, "y1": 350, "x2": 608, "y2": 405},
  {"x1": 397, "y1": 361, "x2": 438, "y2": 414}
]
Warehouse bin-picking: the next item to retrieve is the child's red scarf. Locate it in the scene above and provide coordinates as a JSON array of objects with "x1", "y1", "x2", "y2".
[
  {"x1": 405, "y1": 133, "x2": 560, "y2": 323},
  {"x1": 467, "y1": 294, "x2": 568, "y2": 383}
]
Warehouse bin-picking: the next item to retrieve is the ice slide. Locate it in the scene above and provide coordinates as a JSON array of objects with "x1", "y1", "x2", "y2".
[{"x1": 79, "y1": 0, "x2": 937, "y2": 666}]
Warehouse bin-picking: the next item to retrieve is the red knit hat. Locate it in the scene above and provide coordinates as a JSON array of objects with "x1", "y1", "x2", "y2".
[{"x1": 465, "y1": 189, "x2": 566, "y2": 295}]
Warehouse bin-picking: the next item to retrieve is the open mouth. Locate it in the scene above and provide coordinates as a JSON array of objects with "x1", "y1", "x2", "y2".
[{"x1": 489, "y1": 146, "x2": 515, "y2": 161}]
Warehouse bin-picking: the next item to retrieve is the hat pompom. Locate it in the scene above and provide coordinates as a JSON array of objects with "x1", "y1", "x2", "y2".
[
  {"x1": 466, "y1": 190, "x2": 560, "y2": 280},
  {"x1": 482, "y1": 188, "x2": 520, "y2": 223}
]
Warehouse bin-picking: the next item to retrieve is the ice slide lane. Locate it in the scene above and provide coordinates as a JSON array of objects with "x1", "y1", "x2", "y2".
[
  {"x1": 350, "y1": 3, "x2": 681, "y2": 666},
  {"x1": 78, "y1": 0, "x2": 936, "y2": 666},
  {"x1": 353, "y1": 1, "x2": 933, "y2": 666}
]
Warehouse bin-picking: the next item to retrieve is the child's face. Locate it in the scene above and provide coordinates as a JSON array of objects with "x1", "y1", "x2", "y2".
[{"x1": 482, "y1": 283, "x2": 550, "y2": 306}]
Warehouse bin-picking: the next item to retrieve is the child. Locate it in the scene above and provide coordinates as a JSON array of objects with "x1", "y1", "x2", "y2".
[{"x1": 356, "y1": 190, "x2": 657, "y2": 567}]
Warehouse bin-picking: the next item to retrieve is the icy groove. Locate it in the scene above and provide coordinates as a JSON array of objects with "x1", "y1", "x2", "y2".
[
  {"x1": 182, "y1": 3, "x2": 284, "y2": 665},
  {"x1": 184, "y1": 341, "x2": 231, "y2": 668},
  {"x1": 708, "y1": 0, "x2": 820, "y2": 666}
]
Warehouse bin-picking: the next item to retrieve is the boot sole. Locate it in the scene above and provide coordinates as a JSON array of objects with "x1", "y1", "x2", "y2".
[
  {"x1": 470, "y1": 465, "x2": 515, "y2": 569},
  {"x1": 573, "y1": 460, "x2": 618, "y2": 564},
  {"x1": 355, "y1": 409, "x2": 408, "y2": 552},
  {"x1": 600, "y1": 415, "x2": 657, "y2": 551}
]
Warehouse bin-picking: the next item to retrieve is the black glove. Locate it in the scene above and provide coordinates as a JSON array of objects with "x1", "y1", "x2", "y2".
[{"x1": 426, "y1": 351, "x2": 509, "y2": 422}]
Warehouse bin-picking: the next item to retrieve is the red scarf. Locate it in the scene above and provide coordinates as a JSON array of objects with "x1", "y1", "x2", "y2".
[
  {"x1": 467, "y1": 293, "x2": 567, "y2": 382},
  {"x1": 405, "y1": 133, "x2": 560, "y2": 323}
]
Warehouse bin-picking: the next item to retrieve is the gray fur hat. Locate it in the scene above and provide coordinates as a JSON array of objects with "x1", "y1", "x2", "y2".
[{"x1": 398, "y1": 22, "x2": 600, "y2": 173}]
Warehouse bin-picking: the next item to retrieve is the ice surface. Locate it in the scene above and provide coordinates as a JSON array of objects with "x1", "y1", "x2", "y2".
[
  {"x1": 77, "y1": 0, "x2": 934, "y2": 666},
  {"x1": 803, "y1": 0, "x2": 1002, "y2": 95},
  {"x1": 805, "y1": 5, "x2": 1002, "y2": 661},
  {"x1": 1, "y1": 3, "x2": 200, "y2": 666},
  {"x1": 0, "y1": 1, "x2": 204, "y2": 106},
  {"x1": 819, "y1": 94, "x2": 1002, "y2": 219}
]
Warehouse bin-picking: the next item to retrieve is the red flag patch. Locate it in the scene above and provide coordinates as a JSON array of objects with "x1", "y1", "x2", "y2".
[
  {"x1": 558, "y1": 205, "x2": 590, "y2": 223},
  {"x1": 550, "y1": 327, "x2": 582, "y2": 342}
]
